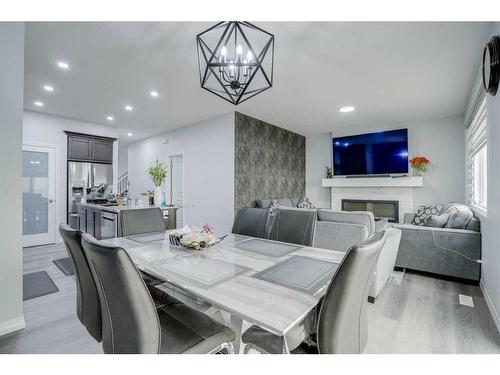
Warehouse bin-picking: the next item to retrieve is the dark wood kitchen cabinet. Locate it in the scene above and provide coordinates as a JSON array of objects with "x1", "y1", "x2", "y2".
[
  {"x1": 65, "y1": 131, "x2": 116, "y2": 163},
  {"x1": 85, "y1": 208, "x2": 96, "y2": 237},
  {"x1": 68, "y1": 136, "x2": 91, "y2": 160},
  {"x1": 82, "y1": 207, "x2": 102, "y2": 239},
  {"x1": 77, "y1": 205, "x2": 86, "y2": 231},
  {"x1": 91, "y1": 139, "x2": 113, "y2": 162}
]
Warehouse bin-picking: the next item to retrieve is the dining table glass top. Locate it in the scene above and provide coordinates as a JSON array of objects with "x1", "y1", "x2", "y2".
[{"x1": 101, "y1": 231, "x2": 345, "y2": 336}]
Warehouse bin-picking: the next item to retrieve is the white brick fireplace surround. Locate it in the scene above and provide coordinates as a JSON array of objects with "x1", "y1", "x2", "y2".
[{"x1": 322, "y1": 177, "x2": 423, "y2": 223}]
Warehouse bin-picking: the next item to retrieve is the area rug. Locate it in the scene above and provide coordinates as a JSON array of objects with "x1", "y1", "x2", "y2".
[
  {"x1": 23, "y1": 271, "x2": 59, "y2": 301},
  {"x1": 53, "y1": 257, "x2": 75, "y2": 276}
]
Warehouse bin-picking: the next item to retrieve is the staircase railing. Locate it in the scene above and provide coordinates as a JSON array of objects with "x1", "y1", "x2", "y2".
[{"x1": 117, "y1": 172, "x2": 128, "y2": 195}]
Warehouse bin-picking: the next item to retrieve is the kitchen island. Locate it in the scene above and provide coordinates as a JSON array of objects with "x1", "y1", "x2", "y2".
[{"x1": 76, "y1": 202, "x2": 178, "y2": 239}]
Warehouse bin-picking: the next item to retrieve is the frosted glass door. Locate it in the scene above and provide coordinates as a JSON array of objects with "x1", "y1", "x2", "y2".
[{"x1": 23, "y1": 145, "x2": 56, "y2": 247}]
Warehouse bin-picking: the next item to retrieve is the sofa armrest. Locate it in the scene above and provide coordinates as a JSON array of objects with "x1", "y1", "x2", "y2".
[
  {"x1": 369, "y1": 227, "x2": 402, "y2": 299},
  {"x1": 313, "y1": 221, "x2": 369, "y2": 252},
  {"x1": 393, "y1": 223, "x2": 481, "y2": 236}
]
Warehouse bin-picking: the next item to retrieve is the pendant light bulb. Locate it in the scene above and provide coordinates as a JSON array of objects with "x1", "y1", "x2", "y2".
[
  {"x1": 221, "y1": 46, "x2": 227, "y2": 63},
  {"x1": 236, "y1": 44, "x2": 243, "y2": 62}
]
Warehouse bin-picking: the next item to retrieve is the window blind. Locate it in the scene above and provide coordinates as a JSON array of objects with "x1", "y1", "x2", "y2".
[{"x1": 465, "y1": 91, "x2": 487, "y2": 205}]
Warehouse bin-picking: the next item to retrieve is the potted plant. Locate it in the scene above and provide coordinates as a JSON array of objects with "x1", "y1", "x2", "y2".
[
  {"x1": 148, "y1": 158, "x2": 168, "y2": 206},
  {"x1": 325, "y1": 166, "x2": 333, "y2": 179},
  {"x1": 409, "y1": 156, "x2": 430, "y2": 176},
  {"x1": 141, "y1": 190, "x2": 154, "y2": 206}
]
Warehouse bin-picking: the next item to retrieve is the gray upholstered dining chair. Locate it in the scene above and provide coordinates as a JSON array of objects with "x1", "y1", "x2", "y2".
[
  {"x1": 81, "y1": 233, "x2": 235, "y2": 354},
  {"x1": 59, "y1": 223, "x2": 176, "y2": 343},
  {"x1": 267, "y1": 208, "x2": 317, "y2": 246},
  {"x1": 59, "y1": 224, "x2": 102, "y2": 342},
  {"x1": 241, "y1": 231, "x2": 387, "y2": 354},
  {"x1": 232, "y1": 207, "x2": 269, "y2": 238},
  {"x1": 121, "y1": 207, "x2": 165, "y2": 236}
]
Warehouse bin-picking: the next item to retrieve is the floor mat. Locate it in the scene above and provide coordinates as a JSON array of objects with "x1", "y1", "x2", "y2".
[
  {"x1": 53, "y1": 257, "x2": 75, "y2": 276},
  {"x1": 387, "y1": 269, "x2": 405, "y2": 286},
  {"x1": 23, "y1": 271, "x2": 59, "y2": 301}
]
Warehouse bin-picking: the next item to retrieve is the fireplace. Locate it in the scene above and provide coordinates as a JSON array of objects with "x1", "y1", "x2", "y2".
[{"x1": 342, "y1": 199, "x2": 399, "y2": 223}]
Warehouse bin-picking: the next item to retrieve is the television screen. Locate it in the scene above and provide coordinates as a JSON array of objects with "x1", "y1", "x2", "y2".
[{"x1": 332, "y1": 128, "x2": 409, "y2": 176}]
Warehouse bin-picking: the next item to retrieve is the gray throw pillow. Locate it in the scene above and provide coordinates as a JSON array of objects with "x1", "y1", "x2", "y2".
[
  {"x1": 443, "y1": 204, "x2": 473, "y2": 229},
  {"x1": 277, "y1": 197, "x2": 293, "y2": 207},
  {"x1": 297, "y1": 196, "x2": 315, "y2": 209},
  {"x1": 256, "y1": 198, "x2": 273, "y2": 209},
  {"x1": 412, "y1": 204, "x2": 444, "y2": 226},
  {"x1": 423, "y1": 213, "x2": 450, "y2": 228},
  {"x1": 268, "y1": 199, "x2": 280, "y2": 216}
]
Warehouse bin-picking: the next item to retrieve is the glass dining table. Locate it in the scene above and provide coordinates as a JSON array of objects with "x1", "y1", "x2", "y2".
[{"x1": 101, "y1": 231, "x2": 345, "y2": 353}]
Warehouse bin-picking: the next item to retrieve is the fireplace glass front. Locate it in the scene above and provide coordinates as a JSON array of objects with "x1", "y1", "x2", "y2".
[{"x1": 341, "y1": 199, "x2": 399, "y2": 223}]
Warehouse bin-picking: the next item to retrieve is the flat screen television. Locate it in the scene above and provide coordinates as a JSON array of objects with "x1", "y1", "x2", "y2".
[{"x1": 332, "y1": 128, "x2": 409, "y2": 176}]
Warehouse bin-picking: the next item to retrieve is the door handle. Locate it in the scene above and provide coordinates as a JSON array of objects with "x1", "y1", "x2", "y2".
[{"x1": 49, "y1": 199, "x2": 54, "y2": 203}]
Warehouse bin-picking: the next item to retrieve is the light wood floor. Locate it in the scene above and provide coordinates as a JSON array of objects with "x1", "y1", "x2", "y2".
[{"x1": 0, "y1": 242, "x2": 499, "y2": 354}]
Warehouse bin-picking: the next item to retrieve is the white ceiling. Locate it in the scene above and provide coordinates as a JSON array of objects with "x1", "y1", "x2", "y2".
[{"x1": 24, "y1": 22, "x2": 490, "y2": 143}]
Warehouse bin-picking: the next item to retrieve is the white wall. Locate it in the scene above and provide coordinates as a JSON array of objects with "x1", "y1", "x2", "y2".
[
  {"x1": 306, "y1": 133, "x2": 332, "y2": 208},
  {"x1": 411, "y1": 116, "x2": 465, "y2": 206},
  {"x1": 23, "y1": 111, "x2": 119, "y2": 241},
  {"x1": 118, "y1": 143, "x2": 129, "y2": 177},
  {"x1": 127, "y1": 113, "x2": 235, "y2": 233},
  {"x1": 0, "y1": 23, "x2": 25, "y2": 336},
  {"x1": 305, "y1": 115, "x2": 465, "y2": 209},
  {"x1": 479, "y1": 22, "x2": 500, "y2": 335}
]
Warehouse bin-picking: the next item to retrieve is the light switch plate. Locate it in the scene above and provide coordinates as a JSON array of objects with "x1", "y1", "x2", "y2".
[{"x1": 459, "y1": 294, "x2": 474, "y2": 307}]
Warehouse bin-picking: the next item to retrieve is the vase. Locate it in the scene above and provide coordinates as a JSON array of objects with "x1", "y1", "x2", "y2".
[{"x1": 154, "y1": 186, "x2": 162, "y2": 207}]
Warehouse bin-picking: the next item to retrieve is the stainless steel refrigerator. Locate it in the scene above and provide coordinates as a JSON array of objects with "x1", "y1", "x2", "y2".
[{"x1": 67, "y1": 162, "x2": 113, "y2": 229}]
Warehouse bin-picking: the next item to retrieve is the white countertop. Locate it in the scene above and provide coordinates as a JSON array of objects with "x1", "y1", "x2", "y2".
[{"x1": 77, "y1": 202, "x2": 178, "y2": 213}]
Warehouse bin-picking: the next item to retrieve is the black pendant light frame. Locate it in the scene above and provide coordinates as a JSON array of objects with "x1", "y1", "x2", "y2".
[{"x1": 196, "y1": 22, "x2": 275, "y2": 105}]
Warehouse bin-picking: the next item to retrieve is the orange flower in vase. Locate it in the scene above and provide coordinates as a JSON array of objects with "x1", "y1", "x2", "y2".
[{"x1": 409, "y1": 156, "x2": 430, "y2": 176}]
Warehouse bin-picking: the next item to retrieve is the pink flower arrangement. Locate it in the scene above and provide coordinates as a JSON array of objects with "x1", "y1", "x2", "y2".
[
  {"x1": 202, "y1": 223, "x2": 214, "y2": 234},
  {"x1": 409, "y1": 156, "x2": 430, "y2": 176}
]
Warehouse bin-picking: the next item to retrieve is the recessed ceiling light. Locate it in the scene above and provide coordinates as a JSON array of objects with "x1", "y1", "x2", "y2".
[
  {"x1": 127, "y1": 133, "x2": 133, "y2": 137},
  {"x1": 34, "y1": 101, "x2": 44, "y2": 107},
  {"x1": 125, "y1": 105, "x2": 133, "y2": 111},
  {"x1": 150, "y1": 91, "x2": 159, "y2": 97},
  {"x1": 339, "y1": 106, "x2": 355, "y2": 113},
  {"x1": 106, "y1": 116, "x2": 114, "y2": 121},
  {"x1": 57, "y1": 61, "x2": 69, "y2": 69},
  {"x1": 43, "y1": 85, "x2": 54, "y2": 92}
]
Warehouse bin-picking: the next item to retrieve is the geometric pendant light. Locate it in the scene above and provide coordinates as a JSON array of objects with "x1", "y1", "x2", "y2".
[{"x1": 196, "y1": 21, "x2": 275, "y2": 105}]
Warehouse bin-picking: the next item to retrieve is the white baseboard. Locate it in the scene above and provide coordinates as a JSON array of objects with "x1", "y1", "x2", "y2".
[
  {"x1": 480, "y1": 280, "x2": 500, "y2": 335},
  {"x1": 0, "y1": 316, "x2": 25, "y2": 337}
]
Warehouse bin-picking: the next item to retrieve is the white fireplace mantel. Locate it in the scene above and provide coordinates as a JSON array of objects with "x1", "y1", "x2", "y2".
[
  {"x1": 323, "y1": 176, "x2": 423, "y2": 223},
  {"x1": 322, "y1": 176, "x2": 423, "y2": 188}
]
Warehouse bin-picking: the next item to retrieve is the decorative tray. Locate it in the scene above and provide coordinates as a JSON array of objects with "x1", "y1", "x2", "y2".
[{"x1": 169, "y1": 232, "x2": 225, "y2": 250}]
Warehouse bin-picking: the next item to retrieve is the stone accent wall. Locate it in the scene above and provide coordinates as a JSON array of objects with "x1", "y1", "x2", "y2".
[{"x1": 234, "y1": 112, "x2": 305, "y2": 209}]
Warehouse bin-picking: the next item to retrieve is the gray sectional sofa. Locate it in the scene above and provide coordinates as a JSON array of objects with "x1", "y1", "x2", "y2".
[
  {"x1": 255, "y1": 196, "x2": 304, "y2": 209},
  {"x1": 393, "y1": 204, "x2": 481, "y2": 283}
]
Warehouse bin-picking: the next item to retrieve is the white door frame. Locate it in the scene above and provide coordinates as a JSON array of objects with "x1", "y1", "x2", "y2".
[
  {"x1": 168, "y1": 153, "x2": 185, "y2": 227},
  {"x1": 22, "y1": 142, "x2": 59, "y2": 247}
]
